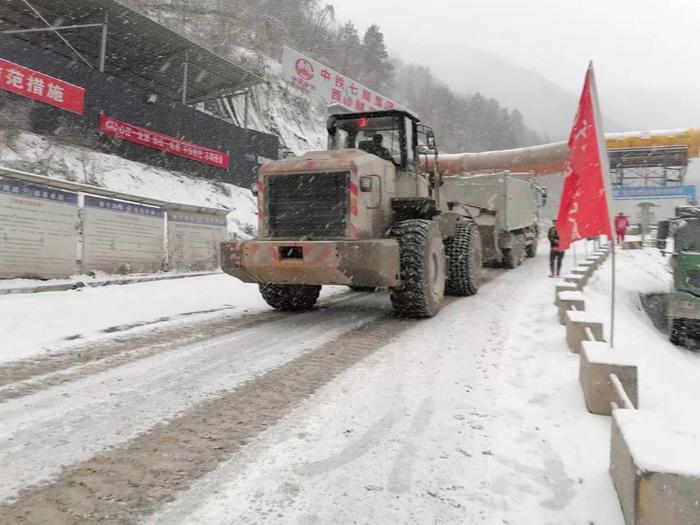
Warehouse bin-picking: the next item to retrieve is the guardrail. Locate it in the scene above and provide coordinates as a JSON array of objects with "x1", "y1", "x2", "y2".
[
  {"x1": 609, "y1": 372, "x2": 635, "y2": 411},
  {"x1": 556, "y1": 244, "x2": 700, "y2": 524}
]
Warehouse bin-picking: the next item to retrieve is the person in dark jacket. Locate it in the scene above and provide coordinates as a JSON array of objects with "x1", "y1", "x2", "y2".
[{"x1": 548, "y1": 220, "x2": 565, "y2": 277}]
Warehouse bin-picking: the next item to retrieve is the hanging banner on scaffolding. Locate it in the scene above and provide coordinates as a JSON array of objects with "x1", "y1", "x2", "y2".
[
  {"x1": 280, "y1": 46, "x2": 403, "y2": 113},
  {"x1": 0, "y1": 58, "x2": 85, "y2": 114},
  {"x1": 99, "y1": 115, "x2": 230, "y2": 169}
]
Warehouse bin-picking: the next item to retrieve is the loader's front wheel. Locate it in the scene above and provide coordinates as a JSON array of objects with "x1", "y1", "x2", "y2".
[
  {"x1": 669, "y1": 317, "x2": 687, "y2": 346},
  {"x1": 445, "y1": 222, "x2": 482, "y2": 296},
  {"x1": 389, "y1": 219, "x2": 445, "y2": 318},
  {"x1": 259, "y1": 283, "x2": 321, "y2": 311}
]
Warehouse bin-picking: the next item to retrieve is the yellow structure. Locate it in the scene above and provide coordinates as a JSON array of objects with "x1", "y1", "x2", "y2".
[{"x1": 606, "y1": 129, "x2": 700, "y2": 158}]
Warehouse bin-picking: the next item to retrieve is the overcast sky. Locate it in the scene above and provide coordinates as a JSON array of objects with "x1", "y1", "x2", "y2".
[{"x1": 331, "y1": 0, "x2": 700, "y2": 96}]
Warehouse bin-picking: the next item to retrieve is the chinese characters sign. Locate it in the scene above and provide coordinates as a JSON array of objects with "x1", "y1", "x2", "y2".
[
  {"x1": 281, "y1": 46, "x2": 402, "y2": 113},
  {"x1": 0, "y1": 58, "x2": 85, "y2": 114},
  {"x1": 99, "y1": 115, "x2": 230, "y2": 169},
  {"x1": 612, "y1": 185, "x2": 696, "y2": 200}
]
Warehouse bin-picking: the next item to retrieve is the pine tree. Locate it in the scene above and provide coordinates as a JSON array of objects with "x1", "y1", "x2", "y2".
[
  {"x1": 336, "y1": 22, "x2": 362, "y2": 77},
  {"x1": 361, "y1": 24, "x2": 393, "y2": 91}
]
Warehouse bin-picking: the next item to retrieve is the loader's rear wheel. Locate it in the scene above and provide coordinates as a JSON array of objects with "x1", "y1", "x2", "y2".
[
  {"x1": 259, "y1": 283, "x2": 321, "y2": 311},
  {"x1": 349, "y1": 286, "x2": 378, "y2": 292},
  {"x1": 445, "y1": 222, "x2": 482, "y2": 296},
  {"x1": 389, "y1": 219, "x2": 445, "y2": 318}
]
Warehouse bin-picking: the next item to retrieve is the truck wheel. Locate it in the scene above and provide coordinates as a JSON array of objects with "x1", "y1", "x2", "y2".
[
  {"x1": 349, "y1": 286, "x2": 378, "y2": 292},
  {"x1": 445, "y1": 222, "x2": 482, "y2": 296},
  {"x1": 389, "y1": 219, "x2": 445, "y2": 318},
  {"x1": 259, "y1": 283, "x2": 321, "y2": 311},
  {"x1": 669, "y1": 317, "x2": 687, "y2": 346},
  {"x1": 502, "y1": 234, "x2": 525, "y2": 268},
  {"x1": 525, "y1": 236, "x2": 538, "y2": 258}
]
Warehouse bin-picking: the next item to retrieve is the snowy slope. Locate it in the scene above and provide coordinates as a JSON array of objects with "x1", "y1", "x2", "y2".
[{"x1": 222, "y1": 57, "x2": 328, "y2": 155}]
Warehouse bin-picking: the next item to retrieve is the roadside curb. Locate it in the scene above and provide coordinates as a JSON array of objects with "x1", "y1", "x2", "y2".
[{"x1": 0, "y1": 271, "x2": 221, "y2": 296}]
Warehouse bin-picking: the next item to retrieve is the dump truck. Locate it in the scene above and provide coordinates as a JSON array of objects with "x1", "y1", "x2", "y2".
[
  {"x1": 220, "y1": 109, "x2": 483, "y2": 318},
  {"x1": 441, "y1": 173, "x2": 546, "y2": 268},
  {"x1": 657, "y1": 206, "x2": 700, "y2": 347}
]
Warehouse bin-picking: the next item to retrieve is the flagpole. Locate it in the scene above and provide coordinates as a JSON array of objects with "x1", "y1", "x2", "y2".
[
  {"x1": 589, "y1": 62, "x2": 617, "y2": 349},
  {"x1": 610, "y1": 236, "x2": 616, "y2": 347}
]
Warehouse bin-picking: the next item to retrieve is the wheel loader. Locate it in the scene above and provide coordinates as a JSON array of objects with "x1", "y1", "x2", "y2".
[{"x1": 220, "y1": 109, "x2": 482, "y2": 318}]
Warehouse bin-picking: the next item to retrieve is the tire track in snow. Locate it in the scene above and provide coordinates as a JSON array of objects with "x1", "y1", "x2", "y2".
[
  {"x1": 0, "y1": 269, "x2": 506, "y2": 523},
  {"x1": 0, "y1": 313, "x2": 417, "y2": 524},
  {"x1": 0, "y1": 292, "x2": 356, "y2": 403}
]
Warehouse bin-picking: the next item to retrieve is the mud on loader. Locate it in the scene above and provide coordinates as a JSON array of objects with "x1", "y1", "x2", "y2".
[{"x1": 220, "y1": 110, "x2": 483, "y2": 318}]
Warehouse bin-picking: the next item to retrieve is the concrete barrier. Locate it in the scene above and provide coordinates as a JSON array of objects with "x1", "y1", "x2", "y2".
[
  {"x1": 557, "y1": 291, "x2": 585, "y2": 325},
  {"x1": 572, "y1": 266, "x2": 594, "y2": 280},
  {"x1": 577, "y1": 260, "x2": 596, "y2": 273},
  {"x1": 622, "y1": 240, "x2": 643, "y2": 250},
  {"x1": 564, "y1": 273, "x2": 587, "y2": 290},
  {"x1": 579, "y1": 341, "x2": 638, "y2": 415},
  {"x1": 565, "y1": 310, "x2": 605, "y2": 353},
  {"x1": 554, "y1": 282, "x2": 578, "y2": 306},
  {"x1": 586, "y1": 256, "x2": 601, "y2": 270},
  {"x1": 595, "y1": 249, "x2": 610, "y2": 262},
  {"x1": 610, "y1": 409, "x2": 700, "y2": 525}
]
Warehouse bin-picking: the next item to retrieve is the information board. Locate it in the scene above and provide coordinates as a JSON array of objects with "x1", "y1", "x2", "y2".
[
  {"x1": 167, "y1": 210, "x2": 227, "y2": 271},
  {"x1": 0, "y1": 177, "x2": 78, "y2": 278},
  {"x1": 82, "y1": 195, "x2": 164, "y2": 273}
]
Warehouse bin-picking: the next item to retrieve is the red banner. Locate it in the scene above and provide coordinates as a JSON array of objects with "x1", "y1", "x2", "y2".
[
  {"x1": 0, "y1": 58, "x2": 85, "y2": 114},
  {"x1": 556, "y1": 64, "x2": 612, "y2": 249},
  {"x1": 99, "y1": 115, "x2": 230, "y2": 169}
]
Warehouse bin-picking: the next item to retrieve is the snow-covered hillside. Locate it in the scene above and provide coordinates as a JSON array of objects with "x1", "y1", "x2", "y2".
[
  {"x1": 0, "y1": 130, "x2": 258, "y2": 238},
  {"x1": 218, "y1": 55, "x2": 329, "y2": 155}
]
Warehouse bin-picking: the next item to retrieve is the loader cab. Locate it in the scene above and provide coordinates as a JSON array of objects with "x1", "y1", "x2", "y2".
[{"x1": 327, "y1": 110, "x2": 421, "y2": 177}]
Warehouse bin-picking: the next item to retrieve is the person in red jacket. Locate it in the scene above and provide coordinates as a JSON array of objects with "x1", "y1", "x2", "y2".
[{"x1": 614, "y1": 212, "x2": 629, "y2": 244}]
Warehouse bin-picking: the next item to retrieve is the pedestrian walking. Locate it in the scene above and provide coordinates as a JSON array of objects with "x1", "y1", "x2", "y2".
[
  {"x1": 615, "y1": 212, "x2": 629, "y2": 244},
  {"x1": 548, "y1": 220, "x2": 565, "y2": 277}
]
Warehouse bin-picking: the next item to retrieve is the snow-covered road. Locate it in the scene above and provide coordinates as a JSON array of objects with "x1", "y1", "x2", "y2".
[{"x1": 0, "y1": 247, "x2": 633, "y2": 523}]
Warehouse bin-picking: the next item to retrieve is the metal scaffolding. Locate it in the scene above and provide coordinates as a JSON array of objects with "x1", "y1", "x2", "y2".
[
  {"x1": 609, "y1": 146, "x2": 689, "y2": 187},
  {"x1": 0, "y1": 0, "x2": 266, "y2": 105}
]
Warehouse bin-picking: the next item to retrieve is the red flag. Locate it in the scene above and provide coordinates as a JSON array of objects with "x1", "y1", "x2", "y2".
[{"x1": 556, "y1": 63, "x2": 613, "y2": 249}]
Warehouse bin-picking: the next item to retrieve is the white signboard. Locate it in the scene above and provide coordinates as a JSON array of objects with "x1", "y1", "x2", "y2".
[
  {"x1": 281, "y1": 46, "x2": 402, "y2": 113},
  {"x1": 167, "y1": 211, "x2": 227, "y2": 271},
  {"x1": 0, "y1": 178, "x2": 78, "y2": 278},
  {"x1": 82, "y1": 195, "x2": 164, "y2": 273}
]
